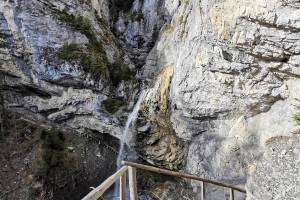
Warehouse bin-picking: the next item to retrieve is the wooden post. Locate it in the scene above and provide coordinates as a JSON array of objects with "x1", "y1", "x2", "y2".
[
  {"x1": 230, "y1": 188, "x2": 234, "y2": 200},
  {"x1": 120, "y1": 172, "x2": 126, "y2": 200},
  {"x1": 82, "y1": 166, "x2": 128, "y2": 200},
  {"x1": 122, "y1": 161, "x2": 246, "y2": 194},
  {"x1": 200, "y1": 181, "x2": 205, "y2": 200},
  {"x1": 128, "y1": 166, "x2": 138, "y2": 200}
]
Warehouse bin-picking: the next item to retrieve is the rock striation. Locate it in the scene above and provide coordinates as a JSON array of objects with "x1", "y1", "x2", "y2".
[{"x1": 0, "y1": 0, "x2": 300, "y2": 199}]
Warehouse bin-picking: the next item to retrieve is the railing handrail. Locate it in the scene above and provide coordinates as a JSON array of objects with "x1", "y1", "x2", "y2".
[
  {"x1": 81, "y1": 161, "x2": 246, "y2": 200},
  {"x1": 122, "y1": 161, "x2": 246, "y2": 193},
  {"x1": 82, "y1": 166, "x2": 128, "y2": 200}
]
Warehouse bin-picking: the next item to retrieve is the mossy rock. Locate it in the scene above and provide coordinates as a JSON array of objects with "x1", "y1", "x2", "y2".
[
  {"x1": 109, "y1": 60, "x2": 134, "y2": 86},
  {"x1": 55, "y1": 10, "x2": 109, "y2": 77},
  {"x1": 56, "y1": 11, "x2": 106, "y2": 55},
  {"x1": 58, "y1": 43, "x2": 81, "y2": 61},
  {"x1": 56, "y1": 11, "x2": 134, "y2": 85},
  {"x1": 57, "y1": 12, "x2": 97, "y2": 43},
  {"x1": 103, "y1": 97, "x2": 125, "y2": 114},
  {"x1": 58, "y1": 43, "x2": 107, "y2": 77}
]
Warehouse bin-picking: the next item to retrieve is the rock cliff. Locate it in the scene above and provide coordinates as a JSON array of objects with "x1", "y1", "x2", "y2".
[{"x1": 0, "y1": 0, "x2": 299, "y2": 199}]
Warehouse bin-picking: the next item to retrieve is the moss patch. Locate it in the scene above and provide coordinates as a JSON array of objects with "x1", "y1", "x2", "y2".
[
  {"x1": 103, "y1": 97, "x2": 125, "y2": 114},
  {"x1": 56, "y1": 11, "x2": 134, "y2": 84},
  {"x1": 58, "y1": 12, "x2": 98, "y2": 44},
  {"x1": 57, "y1": 43, "x2": 81, "y2": 61},
  {"x1": 109, "y1": 60, "x2": 134, "y2": 86},
  {"x1": 58, "y1": 43, "x2": 107, "y2": 77},
  {"x1": 56, "y1": 11, "x2": 108, "y2": 77}
]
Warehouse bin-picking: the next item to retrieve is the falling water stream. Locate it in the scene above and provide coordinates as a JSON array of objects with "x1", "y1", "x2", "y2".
[{"x1": 112, "y1": 89, "x2": 147, "y2": 199}]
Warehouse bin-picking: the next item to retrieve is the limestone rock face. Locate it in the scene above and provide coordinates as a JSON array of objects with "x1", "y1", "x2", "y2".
[
  {"x1": 0, "y1": 0, "x2": 136, "y2": 140},
  {"x1": 1, "y1": 0, "x2": 300, "y2": 199},
  {"x1": 141, "y1": 0, "x2": 300, "y2": 199},
  {"x1": 246, "y1": 134, "x2": 300, "y2": 200},
  {"x1": 109, "y1": 0, "x2": 172, "y2": 67}
]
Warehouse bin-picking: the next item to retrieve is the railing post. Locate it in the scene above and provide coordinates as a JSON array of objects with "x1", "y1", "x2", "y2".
[
  {"x1": 120, "y1": 173, "x2": 126, "y2": 200},
  {"x1": 230, "y1": 188, "x2": 234, "y2": 200},
  {"x1": 200, "y1": 181, "x2": 205, "y2": 200},
  {"x1": 128, "y1": 166, "x2": 138, "y2": 200},
  {"x1": 82, "y1": 166, "x2": 128, "y2": 200}
]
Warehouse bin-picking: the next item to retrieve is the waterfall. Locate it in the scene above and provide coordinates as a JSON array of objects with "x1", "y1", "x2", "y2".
[{"x1": 112, "y1": 89, "x2": 147, "y2": 199}]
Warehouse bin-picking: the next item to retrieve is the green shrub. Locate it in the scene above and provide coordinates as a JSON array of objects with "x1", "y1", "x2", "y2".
[
  {"x1": 57, "y1": 43, "x2": 81, "y2": 61},
  {"x1": 58, "y1": 12, "x2": 97, "y2": 43},
  {"x1": 58, "y1": 43, "x2": 107, "y2": 77},
  {"x1": 109, "y1": 60, "x2": 133, "y2": 86},
  {"x1": 57, "y1": 11, "x2": 134, "y2": 85},
  {"x1": 103, "y1": 97, "x2": 125, "y2": 114},
  {"x1": 83, "y1": 44, "x2": 107, "y2": 76},
  {"x1": 56, "y1": 11, "x2": 109, "y2": 77},
  {"x1": 37, "y1": 128, "x2": 66, "y2": 177}
]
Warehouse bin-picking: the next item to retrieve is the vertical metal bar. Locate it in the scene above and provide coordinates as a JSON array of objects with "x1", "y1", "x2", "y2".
[
  {"x1": 200, "y1": 181, "x2": 205, "y2": 200},
  {"x1": 120, "y1": 172, "x2": 126, "y2": 200},
  {"x1": 230, "y1": 188, "x2": 234, "y2": 200},
  {"x1": 128, "y1": 166, "x2": 137, "y2": 200}
]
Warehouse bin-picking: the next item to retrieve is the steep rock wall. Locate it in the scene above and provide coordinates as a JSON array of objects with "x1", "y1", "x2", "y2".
[
  {"x1": 141, "y1": 0, "x2": 300, "y2": 199},
  {"x1": 0, "y1": 0, "x2": 137, "y2": 140},
  {"x1": 1, "y1": 0, "x2": 300, "y2": 199}
]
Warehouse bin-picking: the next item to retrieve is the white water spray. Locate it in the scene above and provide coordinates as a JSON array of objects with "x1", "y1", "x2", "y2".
[{"x1": 113, "y1": 89, "x2": 147, "y2": 199}]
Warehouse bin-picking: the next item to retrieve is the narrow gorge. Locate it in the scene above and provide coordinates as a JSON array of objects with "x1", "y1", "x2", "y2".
[{"x1": 0, "y1": 0, "x2": 299, "y2": 200}]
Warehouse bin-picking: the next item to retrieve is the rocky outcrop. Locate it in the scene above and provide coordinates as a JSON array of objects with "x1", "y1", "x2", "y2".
[
  {"x1": 0, "y1": 0, "x2": 139, "y2": 199},
  {"x1": 0, "y1": 0, "x2": 138, "y2": 140},
  {"x1": 1, "y1": 0, "x2": 300, "y2": 199},
  {"x1": 140, "y1": 0, "x2": 300, "y2": 199},
  {"x1": 246, "y1": 133, "x2": 300, "y2": 200},
  {"x1": 109, "y1": 0, "x2": 170, "y2": 68}
]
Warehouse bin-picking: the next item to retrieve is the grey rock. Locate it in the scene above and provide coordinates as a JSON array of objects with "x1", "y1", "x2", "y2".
[
  {"x1": 1, "y1": 0, "x2": 300, "y2": 199},
  {"x1": 246, "y1": 134, "x2": 300, "y2": 200},
  {"x1": 141, "y1": 0, "x2": 300, "y2": 198}
]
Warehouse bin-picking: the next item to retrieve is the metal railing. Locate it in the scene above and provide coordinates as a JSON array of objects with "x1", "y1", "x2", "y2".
[{"x1": 82, "y1": 161, "x2": 246, "y2": 200}]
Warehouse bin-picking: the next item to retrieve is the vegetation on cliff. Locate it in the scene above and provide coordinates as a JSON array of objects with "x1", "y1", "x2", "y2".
[
  {"x1": 37, "y1": 128, "x2": 67, "y2": 177},
  {"x1": 36, "y1": 128, "x2": 78, "y2": 180},
  {"x1": 57, "y1": 12, "x2": 108, "y2": 77},
  {"x1": 102, "y1": 97, "x2": 125, "y2": 114},
  {"x1": 57, "y1": 11, "x2": 133, "y2": 84},
  {"x1": 109, "y1": 59, "x2": 134, "y2": 86}
]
